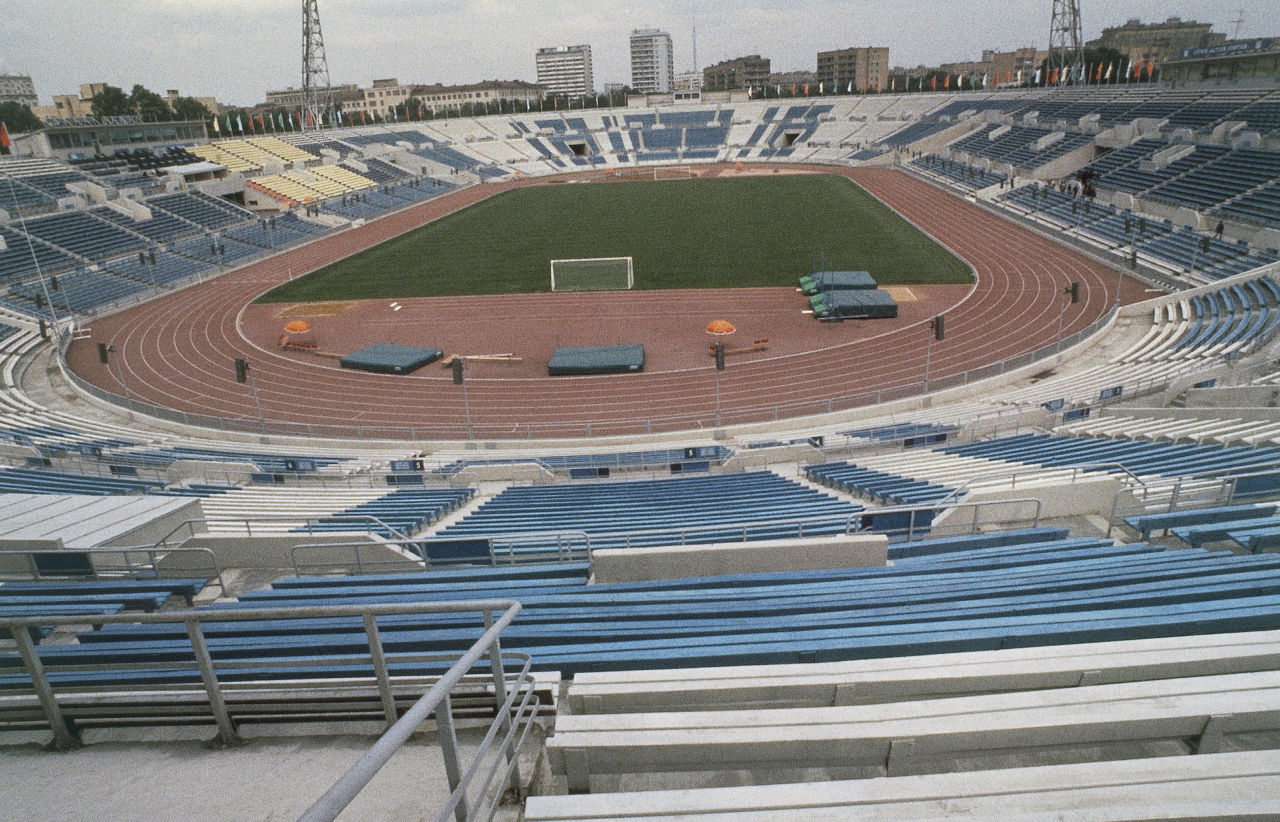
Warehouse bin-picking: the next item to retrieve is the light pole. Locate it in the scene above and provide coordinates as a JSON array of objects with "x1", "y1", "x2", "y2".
[
  {"x1": 924, "y1": 315, "x2": 944, "y2": 390},
  {"x1": 234, "y1": 358, "x2": 266, "y2": 433},
  {"x1": 1057, "y1": 281, "x2": 1079, "y2": 354},
  {"x1": 453, "y1": 358, "x2": 473, "y2": 439},
  {"x1": 100, "y1": 343, "x2": 130, "y2": 402},
  {"x1": 713, "y1": 342, "x2": 725, "y2": 427}
]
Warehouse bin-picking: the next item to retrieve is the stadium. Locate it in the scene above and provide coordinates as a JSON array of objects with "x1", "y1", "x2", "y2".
[{"x1": 4, "y1": 7, "x2": 1280, "y2": 822}]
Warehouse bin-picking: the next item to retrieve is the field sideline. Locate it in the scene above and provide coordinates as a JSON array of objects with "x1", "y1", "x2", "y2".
[{"x1": 256, "y1": 173, "x2": 972, "y2": 303}]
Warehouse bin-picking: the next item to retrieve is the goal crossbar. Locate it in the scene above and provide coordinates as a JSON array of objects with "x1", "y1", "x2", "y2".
[{"x1": 550, "y1": 256, "x2": 634, "y2": 292}]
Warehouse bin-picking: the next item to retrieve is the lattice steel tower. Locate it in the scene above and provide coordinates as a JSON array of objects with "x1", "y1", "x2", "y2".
[
  {"x1": 301, "y1": 0, "x2": 332, "y2": 130},
  {"x1": 1047, "y1": 0, "x2": 1084, "y2": 85}
]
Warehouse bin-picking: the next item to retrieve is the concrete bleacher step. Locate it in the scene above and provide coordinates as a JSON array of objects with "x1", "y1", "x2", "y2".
[
  {"x1": 526, "y1": 750, "x2": 1280, "y2": 821},
  {"x1": 563, "y1": 629, "x2": 1280, "y2": 714},
  {"x1": 547, "y1": 669, "x2": 1280, "y2": 791}
]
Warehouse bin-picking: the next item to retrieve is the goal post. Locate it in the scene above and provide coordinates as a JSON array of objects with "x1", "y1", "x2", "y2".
[{"x1": 550, "y1": 256, "x2": 634, "y2": 292}]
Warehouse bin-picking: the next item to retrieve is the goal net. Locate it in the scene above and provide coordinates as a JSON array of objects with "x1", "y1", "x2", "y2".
[
  {"x1": 550, "y1": 256, "x2": 634, "y2": 292},
  {"x1": 653, "y1": 166, "x2": 696, "y2": 180}
]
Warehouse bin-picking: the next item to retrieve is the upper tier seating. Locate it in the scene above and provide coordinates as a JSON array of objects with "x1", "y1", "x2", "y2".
[
  {"x1": 147, "y1": 191, "x2": 253, "y2": 230},
  {"x1": 432, "y1": 471, "x2": 863, "y2": 553},
  {"x1": 18, "y1": 210, "x2": 146, "y2": 261}
]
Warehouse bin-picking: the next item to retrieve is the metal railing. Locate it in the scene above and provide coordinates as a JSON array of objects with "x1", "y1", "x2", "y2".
[
  {"x1": 168, "y1": 514, "x2": 412, "y2": 541},
  {"x1": 2, "y1": 599, "x2": 530, "y2": 822},
  {"x1": 0, "y1": 545, "x2": 225, "y2": 596},
  {"x1": 1102, "y1": 467, "x2": 1279, "y2": 538},
  {"x1": 297, "y1": 601, "x2": 532, "y2": 822},
  {"x1": 934, "y1": 461, "x2": 1153, "y2": 507}
]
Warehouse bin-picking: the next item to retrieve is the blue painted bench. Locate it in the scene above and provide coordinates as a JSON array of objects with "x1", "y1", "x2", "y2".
[
  {"x1": 1171, "y1": 515, "x2": 1280, "y2": 548},
  {"x1": 1124, "y1": 504, "x2": 1279, "y2": 541},
  {"x1": 1228, "y1": 526, "x2": 1280, "y2": 554}
]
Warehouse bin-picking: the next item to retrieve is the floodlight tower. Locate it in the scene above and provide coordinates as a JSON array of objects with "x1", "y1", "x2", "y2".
[
  {"x1": 1047, "y1": 0, "x2": 1085, "y2": 85},
  {"x1": 301, "y1": 0, "x2": 333, "y2": 131}
]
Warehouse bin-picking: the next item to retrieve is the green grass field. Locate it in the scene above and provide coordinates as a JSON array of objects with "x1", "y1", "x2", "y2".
[{"x1": 256, "y1": 174, "x2": 972, "y2": 303}]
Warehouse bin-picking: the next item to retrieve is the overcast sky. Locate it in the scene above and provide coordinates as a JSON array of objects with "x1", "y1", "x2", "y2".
[{"x1": 0, "y1": 1, "x2": 1272, "y2": 107}]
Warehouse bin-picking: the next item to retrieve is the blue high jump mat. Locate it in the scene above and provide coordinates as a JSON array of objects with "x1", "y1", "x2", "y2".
[
  {"x1": 810, "y1": 289, "x2": 898, "y2": 321},
  {"x1": 799, "y1": 270, "x2": 876, "y2": 295},
  {"x1": 339, "y1": 343, "x2": 443, "y2": 375},
  {"x1": 548, "y1": 344, "x2": 645, "y2": 376}
]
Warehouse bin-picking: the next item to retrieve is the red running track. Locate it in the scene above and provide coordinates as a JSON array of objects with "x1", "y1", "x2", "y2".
[{"x1": 66, "y1": 167, "x2": 1149, "y2": 440}]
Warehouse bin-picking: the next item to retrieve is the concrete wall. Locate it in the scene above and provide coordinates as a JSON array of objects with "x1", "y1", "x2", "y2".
[
  {"x1": 932, "y1": 475, "x2": 1123, "y2": 531},
  {"x1": 99, "y1": 499, "x2": 203, "y2": 550},
  {"x1": 448, "y1": 463, "x2": 555, "y2": 485},
  {"x1": 1185, "y1": 386, "x2": 1280, "y2": 410},
  {"x1": 0, "y1": 539, "x2": 64, "y2": 574},
  {"x1": 591, "y1": 533, "x2": 888, "y2": 584},
  {"x1": 168, "y1": 460, "x2": 260, "y2": 485},
  {"x1": 720, "y1": 443, "x2": 823, "y2": 472}
]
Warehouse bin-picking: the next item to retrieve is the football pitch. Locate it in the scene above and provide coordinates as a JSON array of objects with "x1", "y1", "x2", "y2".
[{"x1": 256, "y1": 173, "x2": 972, "y2": 303}]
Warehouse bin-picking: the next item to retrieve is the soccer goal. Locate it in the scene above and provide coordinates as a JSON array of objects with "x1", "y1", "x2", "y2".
[
  {"x1": 550, "y1": 256, "x2": 634, "y2": 292},
  {"x1": 653, "y1": 166, "x2": 696, "y2": 180}
]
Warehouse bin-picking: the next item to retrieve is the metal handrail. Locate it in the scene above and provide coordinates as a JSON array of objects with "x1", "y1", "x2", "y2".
[
  {"x1": 934, "y1": 460, "x2": 1152, "y2": 506},
  {"x1": 0, "y1": 545, "x2": 226, "y2": 597},
  {"x1": 288, "y1": 538, "x2": 430, "y2": 576},
  {"x1": 296, "y1": 600, "x2": 525, "y2": 822},
  {"x1": 151, "y1": 518, "x2": 207, "y2": 550},
  {"x1": 155, "y1": 514, "x2": 411, "y2": 540}
]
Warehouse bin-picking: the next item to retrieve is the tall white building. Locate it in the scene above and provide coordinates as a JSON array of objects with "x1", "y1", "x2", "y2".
[
  {"x1": 0, "y1": 74, "x2": 38, "y2": 108},
  {"x1": 536, "y1": 45, "x2": 594, "y2": 96},
  {"x1": 630, "y1": 29, "x2": 674, "y2": 93}
]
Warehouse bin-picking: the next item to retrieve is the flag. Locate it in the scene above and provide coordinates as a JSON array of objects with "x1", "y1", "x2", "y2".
[
  {"x1": 1145, "y1": 59, "x2": 1155, "y2": 78},
  {"x1": 0, "y1": 121, "x2": 10, "y2": 154},
  {"x1": 391, "y1": 106, "x2": 397, "y2": 121},
  {"x1": 1094, "y1": 63, "x2": 1103, "y2": 82},
  {"x1": 982, "y1": 73, "x2": 989, "y2": 88},
  {"x1": 846, "y1": 81, "x2": 852, "y2": 93},
  {"x1": 790, "y1": 84, "x2": 796, "y2": 95},
  {"x1": 1034, "y1": 68, "x2": 1041, "y2": 85},
  {"x1": 211, "y1": 116, "x2": 220, "y2": 136},
  {"x1": 1016, "y1": 70, "x2": 1023, "y2": 85},
  {"x1": 1129, "y1": 59, "x2": 1138, "y2": 79},
  {"x1": 225, "y1": 114, "x2": 233, "y2": 134},
  {"x1": 1006, "y1": 71, "x2": 1012, "y2": 86},
  {"x1": 236, "y1": 114, "x2": 243, "y2": 134},
  {"x1": 819, "y1": 82, "x2": 824, "y2": 94},
  {"x1": 1105, "y1": 62, "x2": 1114, "y2": 80},
  {"x1": 1050, "y1": 67, "x2": 1059, "y2": 85},
  {"x1": 287, "y1": 112, "x2": 295, "y2": 129},
  {"x1": 336, "y1": 109, "x2": 342, "y2": 125},
  {"x1": 943, "y1": 74, "x2": 950, "y2": 89},
  {"x1": 930, "y1": 75, "x2": 937, "y2": 90},
  {"x1": 246, "y1": 113, "x2": 254, "y2": 133},
  {"x1": 307, "y1": 110, "x2": 315, "y2": 127},
  {"x1": 890, "y1": 78, "x2": 895, "y2": 92}
]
